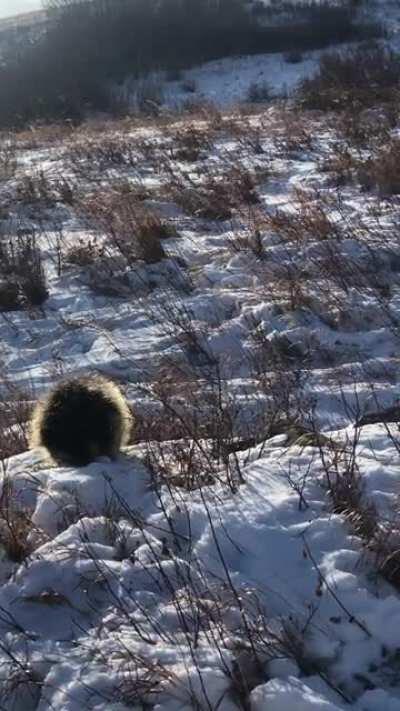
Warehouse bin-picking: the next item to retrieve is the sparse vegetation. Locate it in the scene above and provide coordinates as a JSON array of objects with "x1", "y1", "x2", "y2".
[
  {"x1": 0, "y1": 236, "x2": 48, "y2": 310},
  {"x1": 357, "y1": 138, "x2": 400, "y2": 195},
  {"x1": 78, "y1": 189, "x2": 168, "y2": 264},
  {"x1": 298, "y1": 44, "x2": 400, "y2": 112},
  {"x1": 0, "y1": 15, "x2": 400, "y2": 707},
  {"x1": 247, "y1": 80, "x2": 272, "y2": 104}
]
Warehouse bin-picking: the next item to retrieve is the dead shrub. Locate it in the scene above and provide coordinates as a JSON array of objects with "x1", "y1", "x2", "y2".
[
  {"x1": 14, "y1": 238, "x2": 48, "y2": 307},
  {"x1": 63, "y1": 237, "x2": 105, "y2": 268},
  {"x1": 228, "y1": 115, "x2": 266, "y2": 155},
  {"x1": 357, "y1": 138, "x2": 400, "y2": 195},
  {"x1": 263, "y1": 188, "x2": 339, "y2": 243},
  {"x1": 133, "y1": 77, "x2": 165, "y2": 116},
  {"x1": 0, "y1": 236, "x2": 48, "y2": 308},
  {"x1": 166, "y1": 163, "x2": 259, "y2": 220},
  {"x1": 299, "y1": 44, "x2": 400, "y2": 112},
  {"x1": 167, "y1": 179, "x2": 232, "y2": 221},
  {"x1": 0, "y1": 391, "x2": 31, "y2": 460},
  {"x1": 0, "y1": 281, "x2": 21, "y2": 311},
  {"x1": 274, "y1": 110, "x2": 313, "y2": 156},
  {"x1": 226, "y1": 165, "x2": 260, "y2": 205},
  {"x1": 311, "y1": 425, "x2": 400, "y2": 593},
  {"x1": 14, "y1": 121, "x2": 74, "y2": 150},
  {"x1": 180, "y1": 97, "x2": 221, "y2": 120},
  {"x1": 335, "y1": 106, "x2": 392, "y2": 148},
  {"x1": 320, "y1": 147, "x2": 356, "y2": 187},
  {"x1": 0, "y1": 138, "x2": 17, "y2": 181},
  {"x1": 247, "y1": 81, "x2": 272, "y2": 104},
  {"x1": 67, "y1": 134, "x2": 139, "y2": 177},
  {"x1": 181, "y1": 78, "x2": 197, "y2": 94},
  {"x1": 171, "y1": 125, "x2": 212, "y2": 162},
  {"x1": 78, "y1": 190, "x2": 167, "y2": 264},
  {"x1": 16, "y1": 172, "x2": 56, "y2": 209},
  {"x1": 0, "y1": 476, "x2": 34, "y2": 562}
]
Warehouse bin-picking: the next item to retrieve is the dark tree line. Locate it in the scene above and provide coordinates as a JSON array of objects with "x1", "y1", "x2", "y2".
[{"x1": 0, "y1": 0, "x2": 380, "y2": 128}]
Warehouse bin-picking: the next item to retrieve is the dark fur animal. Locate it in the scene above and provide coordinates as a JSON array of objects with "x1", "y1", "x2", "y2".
[{"x1": 29, "y1": 376, "x2": 133, "y2": 466}]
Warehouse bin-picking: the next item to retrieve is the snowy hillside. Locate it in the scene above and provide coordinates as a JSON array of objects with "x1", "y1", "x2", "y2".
[{"x1": 1, "y1": 32, "x2": 400, "y2": 711}]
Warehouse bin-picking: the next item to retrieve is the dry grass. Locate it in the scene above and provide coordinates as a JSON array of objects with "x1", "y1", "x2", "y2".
[
  {"x1": 170, "y1": 125, "x2": 213, "y2": 162},
  {"x1": 78, "y1": 188, "x2": 168, "y2": 264},
  {"x1": 298, "y1": 44, "x2": 400, "y2": 113},
  {"x1": 67, "y1": 134, "x2": 139, "y2": 173},
  {"x1": 357, "y1": 138, "x2": 400, "y2": 196},
  {"x1": 166, "y1": 162, "x2": 260, "y2": 220},
  {"x1": 274, "y1": 109, "x2": 313, "y2": 156},
  {"x1": 0, "y1": 281, "x2": 21, "y2": 312},
  {"x1": 322, "y1": 137, "x2": 400, "y2": 195},
  {"x1": 0, "y1": 392, "x2": 31, "y2": 460},
  {"x1": 0, "y1": 138, "x2": 18, "y2": 181},
  {"x1": 263, "y1": 188, "x2": 339, "y2": 243},
  {"x1": 13, "y1": 121, "x2": 75, "y2": 150},
  {"x1": 16, "y1": 172, "x2": 57, "y2": 209},
  {"x1": 62, "y1": 237, "x2": 105, "y2": 269},
  {"x1": 0, "y1": 474, "x2": 34, "y2": 562},
  {"x1": 0, "y1": 236, "x2": 48, "y2": 310}
]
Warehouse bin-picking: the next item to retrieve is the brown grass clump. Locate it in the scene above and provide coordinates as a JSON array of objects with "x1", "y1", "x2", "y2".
[
  {"x1": 356, "y1": 138, "x2": 400, "y2": 196},
  {"x1": 67, "y1": 134, "x2": 139, "y2": 174},
  {"x1": 63, "y1": 237, "x2": 105, "y2": 269},
  {"x1": 0, "y1": 475, "x2": 35, "y2": 563},
  {"x1": 167, "y1": 164, "x2": 259, "y2": 221},
  {"x1": 171, "y1": 125, "x2": 213, "y2": 162},
  {"x1": 0, "y1": 138, "x2": 17, "y2": 181},
  {"x1": 0, "y1": 390, "x2": 31, "y2": 460},
  {"x1": 0, "y1": 281, "x2": 21, "y2": 311},
  {"x1": 16, "y1": 172, "x2": 57, "y2": 209},
  {"x1": 320, "y1": 147, "x2": 356, "y2": 187},
  {"x1": 299, "y1": 44, "x2": 400, "y2": 112},
  {"x1": 13, "y1": 121, "x2": 75, "y2": 150},
  {"x1": 263, "y1": 188, "x2": 338, "y2": 243},
  {"x1": 0, "y1": 236, "x2": 48, "y2": 310},
  {"x1": 78, "y1": 189, "x2": 168, "y2": 264}
]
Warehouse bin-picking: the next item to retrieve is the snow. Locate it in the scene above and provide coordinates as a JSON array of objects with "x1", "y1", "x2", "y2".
[
  {"x1": 162, "y1": 51, "x2": 318, "y2": 108},
  {"x1": 251, "y1": 677, "x2": 344, "y2": 710},
  {"x1": 4, "y1": 425, "x2": 400, "y2": 708},
  {"x1": 2, "y1": 11, "x2": 400, "y2": 708}
]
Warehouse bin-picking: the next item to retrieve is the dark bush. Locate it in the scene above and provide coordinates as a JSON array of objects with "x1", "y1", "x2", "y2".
[
  {"x1": 247, "y1": 81, "x2": 272, "y2": 104},
  {"x1": 0, "y1": 281, "x2": 21, "y2": 311},
  {"x1": 0, "y1": 236, "x2": 49, "y2": 310}
]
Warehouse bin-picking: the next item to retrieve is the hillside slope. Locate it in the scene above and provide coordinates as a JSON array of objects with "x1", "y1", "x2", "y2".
[{"x1": 0, "y1": 34, "x2": 400, "y2": 711}]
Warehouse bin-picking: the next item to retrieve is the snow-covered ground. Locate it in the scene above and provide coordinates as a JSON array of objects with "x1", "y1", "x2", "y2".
[
  {"x1": 1, "y1": 17, "x2": 400, "y2": 710},
  {"x1": 137, "y1": 51, "x2": 319, "y2": 111},
  {"x1": 4, "y1": 423, "x2": 400, "y2": 710}
]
